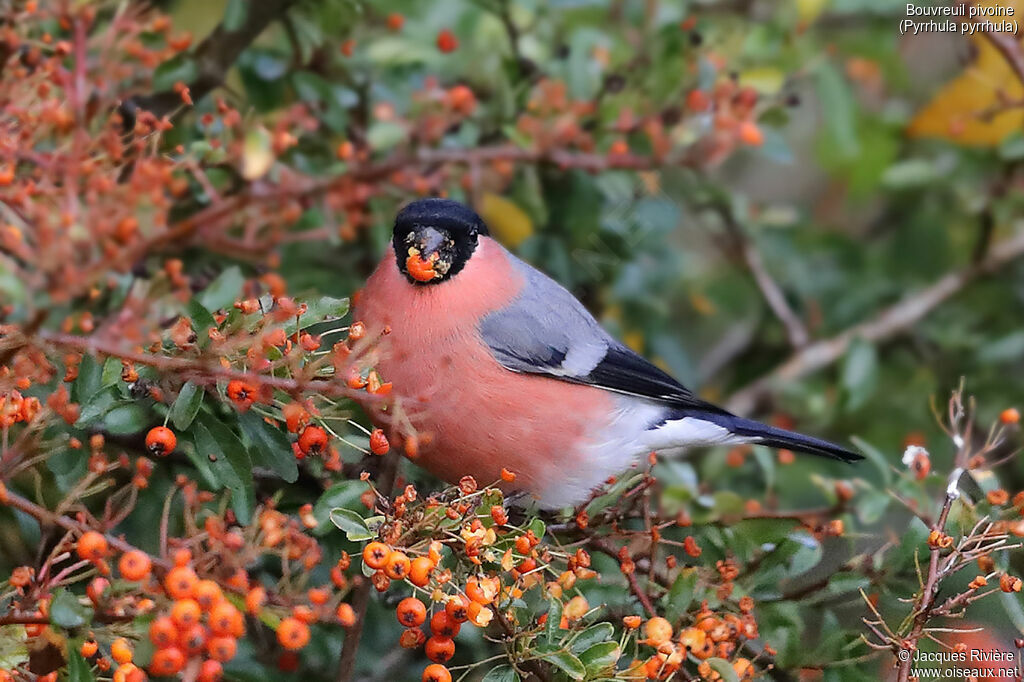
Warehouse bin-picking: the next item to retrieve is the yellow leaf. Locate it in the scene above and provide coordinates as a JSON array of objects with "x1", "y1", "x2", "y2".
[
  {"x1": 476, "y1": 193, "x2": 533, "y2": 247},
  {"x1": 622, "y1": 330, "x2": 645, "y2": 353},
  {"x1": 242, "y1": 127, "x2": 274, "y2": 180},
  {"x1": 796, "y1": 0, "x2": 830, "y2": 25},
  {"x1": 908, "y1": 1, "x2": 1024, "y2": 146},
  {"x1": 740, "y1": 67, "x2": 785, "y2": 95}
]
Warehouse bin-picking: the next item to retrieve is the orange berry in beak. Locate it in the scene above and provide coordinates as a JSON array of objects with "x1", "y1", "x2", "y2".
[{"x1": 406, "y1": 253, "x2": 439, "y2": 282}]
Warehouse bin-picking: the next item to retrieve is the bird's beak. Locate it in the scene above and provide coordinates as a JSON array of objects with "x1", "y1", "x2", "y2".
[{"x1": 405, "y1": 226, "x2": 448, "y2": 282}]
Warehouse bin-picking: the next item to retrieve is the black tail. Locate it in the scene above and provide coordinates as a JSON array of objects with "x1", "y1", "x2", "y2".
[{"x1": 693, "y1": 412, "x2": 863, "y2": 463}]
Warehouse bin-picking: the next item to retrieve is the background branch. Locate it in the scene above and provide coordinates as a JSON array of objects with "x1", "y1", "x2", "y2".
[{"x1": 726, "y1": 228, "x2": 1024, "y2": 415}]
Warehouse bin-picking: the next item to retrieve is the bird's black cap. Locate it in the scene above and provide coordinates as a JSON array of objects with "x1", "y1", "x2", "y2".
[{"x1": 394, "y1": 198, "x2": 489, "y2": 238}]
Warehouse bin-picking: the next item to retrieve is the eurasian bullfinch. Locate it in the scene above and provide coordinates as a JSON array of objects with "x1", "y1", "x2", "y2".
[{"x1": 352, "y1": 198, "x2": 861, "y2": 509}]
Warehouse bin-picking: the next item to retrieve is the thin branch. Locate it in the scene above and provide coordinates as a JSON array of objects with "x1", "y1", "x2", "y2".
[
  {"x1": 2, "y1": 489, "x2": 171, "y2": 571},
  {"x1": 726, "y1": 228, "x2": 1024, "y2": 415},
  {"x1": 709, "y1": 202, "x2": 809, "y2": 349}
]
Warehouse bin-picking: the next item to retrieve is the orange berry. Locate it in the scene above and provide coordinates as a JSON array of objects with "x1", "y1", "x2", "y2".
[
  {"x1": 738, "y1": 121, "x2": 764, "y2": 146},
  {"x1": 117, "y1": 550, "x2": 152, "y2": 582},
  {"x1": 172, "y1": 548, "x2": 192, "y2": 567},
  {"x1": 76, "y1": 531, "x2": 108, "y2": 561},
  {"x1": 207, "y1": 636, "x2": 237, "y2": 662},
  {"x1": 645, "y1": 616, "x2": 673, "y2": 645},
  {"x1": 193, "y1": 580, "x2": 223, "y2": 611},
  {"x1": 387, "y1": 12, "x2": 404, "y2": 31},
  {"x1": 608, "y1": 140, "x2": 629, "y2": 157},
  {"x1": 465, "y1": 576, "x2": 496, "y2": 604},
  {"x1": 337, "y1": 603, "x2": 357, "y2": 627},
  {"x1": 145, "y1": 426, "x2": 176, "y2": 456},
  {"x1": 246, "y1": 587, "x2": 267, "y2": 615},
  {"x1": 110, "y1": 637, "x2": 133, "y2": 664},
  {"x1": 429, "y1": 610, "x2": 460, "y2": 638},
  {"x1": 369, "y1": 428, "x2": 390, "y2": 455},
  {"x1": 384, "y1": 551, "x2": 411, "y2": 580},
  {"x1": 500, "y1": 468, "x2": 516, "y2": 482},
  {"x1": 277, "y1": 617, "x2": 311, "y2": 651},
  {"x1": 149, "y1": 646, "x2": 185, "y2": 676},
  {"x1": 678, "y1": 627, "x2": 707, "y2": 651},
  {"x1": 445, "y1": 594, "x2": 470, "y2": 623},
  {"x1": 1001, "y1": 408, "x2": 1020, "y2": 424},
  {"x1": 171, "y1": 599, "x2": 202, "y2": 630},
  {"x1": 436, "y1": 29, "x2": 458, "y2": 53},
  {"x1": 209, "y1": 602, "x2": 244, "y2": 637},
  {"x1": 425, "y1": 635, "x2": 455, "y2": 663},
  {"x1": 112, "y1": 662, "x2": 143, "y2": 682},
  {"x1": 292, "y1": 605, "x2": 317, "y2": 624},
  {"x1": 400, "y1": 627, "x2": 426, "y2": 648},
  {"x1": 298, "y1": 425, "x2": 329, "y2": 455},
  {"x1": 149, "y1": 616, "x2": 178, "y2": 648},
  {"x1": 282, "y1": 402, "x2": 309, "y2": 433},
  {"x1": 686, "y1": 89, "x2": 711, "y2": 112},
  {"x1": 80, "y1": 639, "x2": 98, "y2": 658},
  {"x1": 164, "y1": 566, "x2": 199, "y2": 599},
  {"x1": 198, "y1": 659, "x2": 223, "y2": 682},
  {"x1": 409, "y1": 556, "x2": 434, "y2": 587},
  {"x1": 422, "y1": 664, "x2": 453, "y2": 682},
  {"x1": 362, "y1": 542, "x2": 391, "y2": 570},
  {"x1": 396, "y1": 597, "x2": 427, "y2": 627},
  {"x1": 226, "y1": 380, "x2": 256, "y2": 410},
  {"x1": 178, "y1": 624, "x2": 208, "y2": 655},
  {"x1": 308, "y1": 587, "x2": 330, "y2": 606}
]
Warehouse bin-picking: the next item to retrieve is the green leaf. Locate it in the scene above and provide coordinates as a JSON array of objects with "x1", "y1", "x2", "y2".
[
  {"x1": 169, "y1": 382, "x2": 204, "y2": 430},
  {"x1": 815, "y1": 62, "x2": 858, "y2": 159},
  {"x1": 481, "y1": 665, "x2": 520, "y2": 682},
  {"x1": 579, "y1": 641, "x2": 621, "y2": 673},
  {"x1": 540, "y1": 650, "x2": 586, "y2": 680},
  {"x1": 855, "y1": 487, "x2": 891, "y2": 525},
  {"x1": 101, "y1": 403, "x2": 149, "y2": 435},
  {"x1": 544, "y1": 599, "x2": 563, "y2": 644},
  {"x1": 71, "y1": 354, "x2": 102, "y2": 404},
  {"x1": 223, "y1": 0, "x2": 248, "y2": 31},
  {"x1": 194, "y1": 415, "x2": 254, "y2": 522},
  {"x1": 330, "y1": 508, "x2": 374, "y2": 542},
  {"x1": 237, "y1": 411, "x2": 298, "y2": 482},
  {"x1": 153, "y1": 55, "x2": 198, "y2": 92},
  {"x1": 284, "y1": 296, "x2": 350, "y2": 335},
  {"x1": 528, "y1": 518, "x2": 546, "y2": 541},
  {"x1": 882, "y1": 159, "x2": 938, "y2": 189},
  {"x1": 850, "y1": 436, "x2": 893, "y2": 486},
  {"x1": 49, "y1": 588, "x2": 92, "y2": 629},
  {"x1": 186, "y1": 299, "x2": 218, "y2": 349},
  {"x1": 367, "y1": 121, "x2": 406, "y2": 152},
  {"x1": 707, "y1": 658, "x2": 740, "y2": 682},
  {"x1": 664, "y1": 568, "x2": 698, "y2": 622},
  {"x1": 74, "y1": 388, "x2": 119, "y2": 427},
  {"x1": 100, "y1": 357, "x2": 122, "y2": 388},
  {"x1": 197, "y1": 266, "x2": 244, "y2": 311},
  {"x1": 570, "y1": 622, "x2": 614, "y2": 653},
  {"x1": 841, "y1": 337, "x2": 878, "y2": 412},
  {"x1": 67, "y1": 649, "x2": 95, "y2": 682},
  {"x1": 312, "y1": 480, "x2": 365, "y2": 535}
]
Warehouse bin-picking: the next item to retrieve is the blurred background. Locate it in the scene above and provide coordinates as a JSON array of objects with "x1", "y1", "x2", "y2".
[{"x1": 3, "y1": 0, "x2": 1024, "y2": 679}]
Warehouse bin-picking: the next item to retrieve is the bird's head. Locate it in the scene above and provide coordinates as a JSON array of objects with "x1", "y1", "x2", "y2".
[{"x1": 392, "y1": 198, "x2": 489, "y2": 285}]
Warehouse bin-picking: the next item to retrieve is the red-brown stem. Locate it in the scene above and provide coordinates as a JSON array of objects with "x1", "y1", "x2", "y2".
[{"x1": 1, "y1": 489, "x2": 172, "y2": 571}]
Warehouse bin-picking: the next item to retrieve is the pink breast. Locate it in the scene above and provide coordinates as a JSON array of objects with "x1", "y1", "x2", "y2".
[{"x1": 351, "y1": 238, "x2": 616, "y2": 503}]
